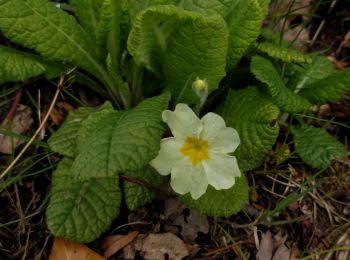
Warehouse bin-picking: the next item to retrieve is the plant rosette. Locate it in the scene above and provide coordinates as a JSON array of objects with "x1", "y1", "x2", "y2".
[{"x1": 150, "y1": 103, "x2": 241, "y2": 199}]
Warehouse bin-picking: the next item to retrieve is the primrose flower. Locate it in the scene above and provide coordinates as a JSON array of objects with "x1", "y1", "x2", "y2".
[{"x1": 150, "y1": 103, "x2": 241, "y2": 199}]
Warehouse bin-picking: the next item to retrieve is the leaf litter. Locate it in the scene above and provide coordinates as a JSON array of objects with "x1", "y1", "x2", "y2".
[{"x1": 1, "y1": 1, "x2": 350, "y2": 259}]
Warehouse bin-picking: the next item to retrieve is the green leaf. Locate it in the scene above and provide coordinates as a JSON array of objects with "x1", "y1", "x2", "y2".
[
  {"x1": 0, "y1": 45, "x2": 61, "y2": 82},
  {"x1": 219, "y1": 87, "x2": 280, "y2": 171},
  {"x1": 287, "y1": 55, "x2": 334, "y2": 93},
  {"x1": 69, "y1": 0, "x2": 104, "y2": 43},
  {"x1": 292, "y1": 125, "x2": 345, "y2": 169},
  {"x1": 0, "y1": 0, "x2": 113, "y2": 87},
  {"x1": 48, "y1": 102, "x2": 113, "y2": 157},
  {"x1": 225, "y1": 0, "x2": 265, "y2": 70},
  {"x1": 256, "y1": 41, "x2": 312, "y2": 64},
  {"x1": 179, "y1": 176, "x2": 249, "y2": 217},
  {"x1": 0, "y1": 45, "x2": 46, "y2": 82},
  {"x1": 251, "y1": 55, "x2": 311, "y2": 113},
  {"x1": 46, "y1": 158, "x2": 121, "y2": 243},
  {"x1": 128, "y1": 0, "x2": 176, "y2": 21},
  {"x1": 71, "y1": 94, "x2": 170, "y2": 180},
  {"x1": 299, "y1": 68, "x2": 350, "y2": 104},
  {"x1": 123, "y1": 165, "x2": 162, "y2": 210},
  {"x1": 97, "y1": 0, "x2": 123, "y2": 62},
  {"x1": 128, "y1": 5, "x2": 228, "y2": 104},
  {"x1": 178, "y1": 0, "x2": 239, "y2": 17}
]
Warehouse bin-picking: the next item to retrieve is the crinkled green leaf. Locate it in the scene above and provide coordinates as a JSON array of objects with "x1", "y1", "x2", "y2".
[
  {"x1": 251, "y1": 55, "x2": 311, "y2": 113},
  {"x1": 178, "y1": 0, "x2": 239, "y2": 17},
  {"x1": 0, "y1": 45, "x2": 46, "y2": 82},
  {"x1": 292, "y1": 125, "x2": 345, "y2": 169},
  {"x1": 0, "y1": 0, "x2": 111, "y2": 85},
  {"x1": 71, "y1": 94, "x2": 170, "y2": 180},
  {"x1": 128, "y1": 0, "x2": 176, "y2": 21},
  {"x1": 97, "y1": 0, "x2": 123, "y2": 62},
  {"x1": 48, "y1": 102, "x2": 113, "y2": 157},
  {"x1": 46, "y1": 158, "x2": 121, "y2": 243},
  {"x1": 69, "y1": 0, "x2": 103, "y2": 43},
  {"x1": 179, "y1": 176, "x2": 249, "y2": 217},
  {"x1": 123, "y1": 165, "x2": 162, "y2": 210},
  {"x1": 287, "y1": 55, "x2": 334, "y2": 93},
  {"x1": 299, "y1": 68, "x2": 350, "y2": 104},
  {"x1": 128, "y1": 5, "x2": 228, "y2": 104},
  {"x1": 0, "y1": 45, "x2": 61, "y2": 82},
  {"x1": 219, "y1": 87, "x2": 280, "y2": 171},
  {"x1": 257, "y1": 41, "x2": 312, "y2": 64},
  {"x1": 225, "y1": 0, "x2": 265, "y2": 70}
]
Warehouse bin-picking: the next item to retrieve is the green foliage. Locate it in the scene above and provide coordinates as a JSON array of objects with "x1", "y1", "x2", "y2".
[
  {"x1": 128, "y1": 5, "x2": 228, "y2": 104},
  {"x1": 292, "y1": 125, "x2": 345, "y2": 169},
  {"x1": 256, "y1": 41, "x2": 312, "y2": 64},
  {"x1": 225, "y1": 0, "x2": 266, "y2": 70},
  {"x1": 299, "y1": 68, "x2": 350, "y2": 104},
  {"x1": 0, "y1": 0, "x2": 100, "y2": 75},
  {"x1": 47, "y1": 94, "x2": 169, "y2": 242},
  {"x1": 123, "y1": 166, "x2": 163, "y2": 210},
  {"x1": 48, "y1": 102, "x2": 113, "y2": 158},
  {"x1": 286, "y1": 55, "x2": 334, "y2": 92},
  {"x1": 251, "y1": 55, "x2": 311, "y2": 113},
  {"x1": 219, "y1": 87, "x2": 280, "y2": 171},
  {"x1": 179, "y1": 176, "x2": 249, "y2": 217},
  {"x1": 0, "y1": 45, "x2": 48, "y2": 82},
  {"x1": 69, "y1": 0, "x2": 104, "y2": 44},
  {"x1": 3, "y1": 0, "x2": 349, "y2": 244},
  {"x1": 0, "y1": 45, "x2": 61, "y2": 82},
  {"x1": 70, "y1": 94, "x2": 170, "y2": 180},
  {"x1": 46, "y1": 158, "x2": 121, "y2": 243}
]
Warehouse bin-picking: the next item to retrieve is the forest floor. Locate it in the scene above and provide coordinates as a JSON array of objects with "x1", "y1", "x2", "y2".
[{"x1": 1, "y1": 0, "x2": 350, "y2": 259}]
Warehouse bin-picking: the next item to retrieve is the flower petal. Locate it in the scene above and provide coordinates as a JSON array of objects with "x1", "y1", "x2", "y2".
[
  {"x1": 200, "y1": 112, "x2": 226, "y2": 142},
  {"x1": 201, "y1": 113, "x2": 240, "y2": 153},
  {"x1": 202, "y1": 153, "x2": 241, "y2": 190},
  {"x1": 211, "y1": 127, "x2": 240, "y2": 153},
  {"x1": 150, "y1": 138, "x2": 182, "y2": 175},
  {"x1": 170, "y1": 159, "x2": 208, "y2": 199},
  {"x1": 162, "y1": 103, "x2": 202, "y2": 139}
]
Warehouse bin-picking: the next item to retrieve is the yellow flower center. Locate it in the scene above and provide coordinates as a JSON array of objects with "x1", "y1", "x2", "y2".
[{"x1": 180, "y1": 137, "x2": 209, "y2": 165}]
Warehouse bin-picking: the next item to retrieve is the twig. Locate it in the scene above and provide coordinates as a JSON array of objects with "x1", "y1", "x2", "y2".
[
  {"x1": 0, "y1": 79, "x2": 62, "y2": 180},
  {"x1": 6, "y1": 88, "x2": 23, "y2": 121},
  {"x1": 310, "y1": 0, "x2": 338, "y2": 47}
]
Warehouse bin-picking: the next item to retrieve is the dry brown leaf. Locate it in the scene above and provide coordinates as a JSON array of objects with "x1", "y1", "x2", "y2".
[
  {"x1": 256, "y1": 231, "x2": 274, "y2": 260},
  {"x1": 48, "y1": 101, "x2": 74, "y2": 125},
  {"x1": 123, "y1": 234, "x2": 147, "y2": 259},
  {"x1": 272, "y1": 244, "x2": 291, "y2": 260},
  {"x1": 49, "y1": 237, "x2": 105, "y2": 260},
  {"x1": 0, "y1": 104, "x2": 34, "y2": 154},
  {"x1": 141, "y1": 233, "x2": 189, "y2": 260},
  {"x1": 103, "y1": 231, "x2": 139, "y2": 258},
  {"x1": 173, "y1": 210, "x2": 209, "y2": 242}
]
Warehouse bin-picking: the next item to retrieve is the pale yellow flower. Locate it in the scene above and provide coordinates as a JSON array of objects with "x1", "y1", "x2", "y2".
[{"x1": 150, "y1": 103, "x2": 241, "y2": 199}]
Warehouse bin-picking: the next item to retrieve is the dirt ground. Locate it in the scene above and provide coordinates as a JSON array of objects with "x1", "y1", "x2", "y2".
[{"x1": 1, "y1": 0, "x2": 350, "y2": 259}]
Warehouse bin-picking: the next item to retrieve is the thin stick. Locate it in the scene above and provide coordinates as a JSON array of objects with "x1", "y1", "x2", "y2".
[
  {"x1": 0, "y1": 84, "x2": 61, "y2": 180},
  {"x1": 6, "y1": 88, "x2": 23, "y2": 121}
]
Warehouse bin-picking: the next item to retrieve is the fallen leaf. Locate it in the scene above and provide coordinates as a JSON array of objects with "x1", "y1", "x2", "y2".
[
  {"x1": 141, "y1": 233, "x2": 189, "y2": 260},
  {"x1": 123, "y1": 234, "x2": 147, "y2": 259},
  {"x1": 49, "y1": 102, "x2": 74, "y2": 125},
  {"x1": 272, "y1": 244, "x2": 291, "y2": 260},
  {"x1": 0, "y1": 104, "x2": 34, "y2": 154},
  {"x1": 103, "y1": 231, "x2": 139, "y2": 258},
  {"x1": 173, "y1": 210, "x2": 209, "y2": 243},
  {"x1": 49, "y1": 237, "x2": 105, "y2": 260},
  {"x1": 164, "y1": 198, "x2": 186, "y2": 221},
  {"x1": 256, "y1": 231, "x2": 273, "y2": 260}
]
